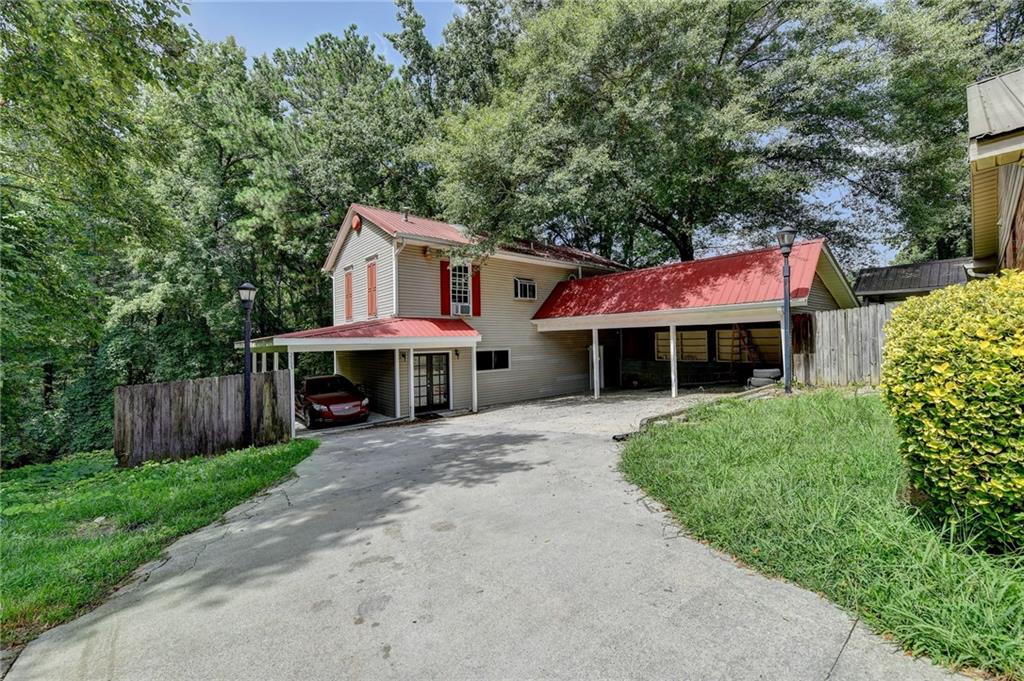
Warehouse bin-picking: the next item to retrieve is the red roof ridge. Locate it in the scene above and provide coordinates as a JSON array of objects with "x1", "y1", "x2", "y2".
[{"x1": 567, "y1": 238, "x2": 825, "y2": 284}]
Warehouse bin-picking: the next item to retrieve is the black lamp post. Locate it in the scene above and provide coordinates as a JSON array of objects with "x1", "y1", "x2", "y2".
[
  {"x1": 776, "y1": 227, "x2": 797, "y2": 394},
  {"x1": 238, "y1": 282, "x2": 258, "y2": 446}
]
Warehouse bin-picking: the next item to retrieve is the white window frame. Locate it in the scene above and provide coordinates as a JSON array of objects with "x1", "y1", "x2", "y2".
[
  {"x1": 450, "y1": 263, "x2": 472, "y2": 316},
  {"x1": 513, "y1": 277, "x2": 537, "y2": 300},
  {"x1": 475, "y1": 348, "x2": 511, "y2": 373}
]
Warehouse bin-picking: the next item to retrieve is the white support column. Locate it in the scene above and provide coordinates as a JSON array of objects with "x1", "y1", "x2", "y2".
[
  {"x1": 471, "y1": 343, "x2": 478, "y2": 413},
  {"x1": 287, "y1": 349, "x2": 296, "y2": 439},
  {"x1": 273, "y1": 353, "x2": 279, "y2": 372},
  {"x1": 592, "y1": 328, "x2": 601, "y2": 399},
  {"x1": 393, "y1": 348, "x2": 401, "y2": 419},
  {"x1": 261, "y1": 353, "x2": 267, "y2": 373},
  {"x1": 407, "y1": 348, "x2": 415, "y2": 421},
  {"x1": 333, "y1": 350, "x2": 338, "y2": 375},
  {"x1": 669, "y1": 324, "x2": 678, "y2": 398}
]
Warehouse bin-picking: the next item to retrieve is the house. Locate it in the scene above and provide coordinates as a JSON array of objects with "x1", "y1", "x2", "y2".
[
  {"x1": 967, "y1": 66, "x2": 1024, "y2": 273},
  {"x1": 852, "y1": 257, "x2": 971, "y2": 303},
  {"x1": 246, "y1": 204, "x2": 857, "y2": 432}
]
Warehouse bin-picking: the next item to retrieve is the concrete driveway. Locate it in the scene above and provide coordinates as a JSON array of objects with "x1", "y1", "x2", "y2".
[{"x1": 9, "y1": 390, "x2": 958, "y2": 681}]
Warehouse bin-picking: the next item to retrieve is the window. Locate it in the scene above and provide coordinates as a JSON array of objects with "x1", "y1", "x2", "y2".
[
  {"x1": 655, "y1": 330, "x2": 708, "y2": 362},
  {"x1": 513, "y1": 277, "x2": 537, "y2": 300},
  {"x1": 366, "y1": 259, "x2": 377, "y2": 317},
  {"x1": 450, "y1": 263, "x2": 471, "y2": 315},
  {"x1": 343, "y1": 269, "x2": 353, "y2": 321},
  {"x1": 476, "y1": 349, "x2": 510, "y2": 372}
]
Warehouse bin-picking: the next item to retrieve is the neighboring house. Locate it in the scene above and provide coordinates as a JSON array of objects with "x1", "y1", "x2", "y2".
[
  {"x1": 853, "y1": 257, "x2": 971, "y2": 303},
  {"x1": 247, "y1": 204, "x2": 857, "y2": 429},
  {"x1": 968, "y1": 67, "x2": 1024, "y2": 273}
]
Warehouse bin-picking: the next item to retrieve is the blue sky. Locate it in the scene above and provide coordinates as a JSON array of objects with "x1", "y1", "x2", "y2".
[{"x1": 182, "y1": 1, "x2": 459, "y2": 63}]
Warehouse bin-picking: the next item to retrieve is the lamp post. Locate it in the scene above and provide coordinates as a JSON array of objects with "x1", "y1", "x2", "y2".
[
  {"x1": 776, "y1": 227, "x2": 796, "y2": 394},
  {"x1": 238, "y1": 282, "x2": 258, "y2": 446}
]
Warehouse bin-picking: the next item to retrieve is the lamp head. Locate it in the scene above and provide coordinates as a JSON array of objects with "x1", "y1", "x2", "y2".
[
  {"x1": 237, "y1": 282, "x2": 257, "y2": 306},
  {"x1": 776, "y1": 227, "x2": 797, "y2": 255}
]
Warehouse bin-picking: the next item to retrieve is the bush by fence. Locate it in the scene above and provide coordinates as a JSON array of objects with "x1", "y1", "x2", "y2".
[{"x1": 880, "y1": 271, "x2": 1024, "y2": 549}]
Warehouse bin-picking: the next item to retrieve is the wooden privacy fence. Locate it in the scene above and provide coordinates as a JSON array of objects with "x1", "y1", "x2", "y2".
[
  {"x1": 114, "y1": 370, "x2": 292, "y2": 467},
  {"x1": 794, "y1": 303, "x2": 900, "y2": 387}
]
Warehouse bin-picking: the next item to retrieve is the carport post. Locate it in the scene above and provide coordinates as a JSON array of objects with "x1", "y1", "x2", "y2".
[
  {"x1": 287, "y1": 349, "x2": 296, "y2": 439},
  {"x1": 669, "y1": 324, "x2": 678, "y2": 398},
  {"x1": 592, "y1": 329, "x2": 600, "y2": 399},
  {"x1": 407, "y1": 348, "x2": 415, "y2": 421},
  {"x1": 273, "y1": 353, "x2": 279, "y2": 371},
  {"x1": 393, "y1": 349, "x2": 401, "y2": 418},
  {"x1": 471, "y1": 343, "x2": 478, "y2": 412}
]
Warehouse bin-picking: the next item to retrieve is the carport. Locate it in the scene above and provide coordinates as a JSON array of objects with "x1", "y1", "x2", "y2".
[
  {"x1": 240, "y1": 317, "x2": 481, "y2": 436},
  {"x1": 532, "y1": 240, "x2": 858, "y2": 396}
]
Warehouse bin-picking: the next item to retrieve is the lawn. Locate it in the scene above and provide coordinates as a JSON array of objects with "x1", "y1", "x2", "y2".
[
  {"x1": 1, "y1": 439, "x2": 318, "y2": 648},
  {"x1": 621, "y1": 391, "x2": 1024, "y2": 679}
]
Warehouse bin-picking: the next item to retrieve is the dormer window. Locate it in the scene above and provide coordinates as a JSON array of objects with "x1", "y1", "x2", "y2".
[{"x1": 450, "y1": 264, "x2": 471, "y2": 315}]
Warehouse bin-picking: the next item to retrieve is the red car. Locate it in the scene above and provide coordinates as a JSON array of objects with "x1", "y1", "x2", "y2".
[{"x1": 296, "y1": 374, "x2": 370, "y2": 428}]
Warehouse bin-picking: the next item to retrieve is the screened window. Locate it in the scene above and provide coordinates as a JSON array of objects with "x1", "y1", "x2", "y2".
[
  {"x1": 450, "y1": 264, "x2": 471, "y2": 315},
  {"x1": 476, "y1": 349, "x2": 510, "y2": 372},
  {"x1": 513, "y1": 277, "x2": 537, "y2": 300},
  {"x1": 655, "y1": 330, "x2": 708, "y2": 362}
]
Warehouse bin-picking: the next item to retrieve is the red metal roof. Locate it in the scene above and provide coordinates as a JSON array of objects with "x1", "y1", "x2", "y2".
[
  {"x1": 352, "y1": 204, "x2": 472, "y2": 245},
  {"x1": 276, "y1": 317, "x2": 480, "y2": 340},
  {"x1": 324, "y1": 204, "x2": 624, "y2": 272},
  {"x1": 533, "y1": 240, "x2": 825, "y2": 320}
]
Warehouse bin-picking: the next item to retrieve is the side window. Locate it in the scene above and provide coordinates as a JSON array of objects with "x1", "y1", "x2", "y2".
[
  {"x1": 655, "y1": 330, "x2": 708, "y2": 362},
  {"x1": 513, "y1": 277, "x2": 537, "y2": 300},
  {"x1": 450, "y1": 264, "x2": 471, "y2": 315},
  {"x1": 476, "y1": 349, "x2": 511, "y2": 372}
]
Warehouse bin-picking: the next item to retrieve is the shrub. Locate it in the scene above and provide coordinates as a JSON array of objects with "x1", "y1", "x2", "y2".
[{"x1": 880, "y1": 270, "x2": 1024, "y2": 549}]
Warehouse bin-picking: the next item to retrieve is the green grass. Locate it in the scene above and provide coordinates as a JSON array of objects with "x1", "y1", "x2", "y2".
[
  {"x1": 621, "y1": 391, "x2": 1024, "y2": 679},
  {"x1": 1, "y1": 439, "x2": 318, "y2": 647}
]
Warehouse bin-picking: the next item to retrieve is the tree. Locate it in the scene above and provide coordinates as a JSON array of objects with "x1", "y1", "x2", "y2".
[
  {"x1": 0, "y1": 0, "x2": 193, "y2": 463},
  {"x1": 427, "y1": 0, "x2": 898, "y2": 267},
  {"x1": 877, "y1": 0, "x2": 1024, "y2": 262}
]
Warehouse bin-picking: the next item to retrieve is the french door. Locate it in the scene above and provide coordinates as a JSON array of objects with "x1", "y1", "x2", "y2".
[{"x1": 414, "y1": 353, "x2": 450, "y2": 412}]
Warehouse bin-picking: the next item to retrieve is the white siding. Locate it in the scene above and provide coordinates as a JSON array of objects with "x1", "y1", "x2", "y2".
[
  {"x1": 332, "y1": 220, "x2": 394, "y2": 323},
  {"x1": 803, "y1": 274, "x2": 840, "y2": 311},
  {"x1": 396, "y1": 248, "x2": 591, "y2": 407},
  {"x1": 336, "y1": 350, "x2": 397, "y2": 417}
]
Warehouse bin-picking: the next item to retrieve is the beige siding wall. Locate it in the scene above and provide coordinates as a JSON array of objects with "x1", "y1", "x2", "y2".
[
  {"x1": 335, "y1": 350, "x2": 397, "y2": 417},
  {"x1": 803, "y1": 274, "x2": 840, "y2": 311},
  {"x1": 396, "y1": 248, "x2": 591, "y2": 406},
  {"x1": 332, "y1": 220, "x2": 395, "y2": 324}
]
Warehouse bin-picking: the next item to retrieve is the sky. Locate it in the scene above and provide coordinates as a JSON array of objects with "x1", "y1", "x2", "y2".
[{"x1": 182, "y1": 1, "x2": 459, "y2": 63}]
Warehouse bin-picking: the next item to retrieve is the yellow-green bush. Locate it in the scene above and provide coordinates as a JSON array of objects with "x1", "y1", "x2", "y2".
[{"x1": 880, "y1": 270, "x2": 1024, "y2": 549}]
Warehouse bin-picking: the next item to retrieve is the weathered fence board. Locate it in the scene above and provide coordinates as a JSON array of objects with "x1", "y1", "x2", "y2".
[
  {"x1": 795, "y1": 303, "x2": 900, "y2": 387},
  {"x1": 114, "y1": 370, "x2": 291, "y2": 467}
]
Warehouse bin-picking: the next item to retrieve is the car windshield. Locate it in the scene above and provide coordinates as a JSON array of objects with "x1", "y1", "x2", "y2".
[{"x1": 305, "y1": 376, "x2": 356, "y2": 395}]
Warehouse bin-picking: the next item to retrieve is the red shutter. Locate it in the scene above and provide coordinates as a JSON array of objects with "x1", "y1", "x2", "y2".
[
  {"x1": 440, "y1": 260, "x2": 451, "y2": 316},
  {"x1": 344, "y1": 270, "x2": 353, "y2": 321},
  {"x1": 471, "y1": 266, "x2": 481, "y2": 317},
  {"x1": 367, "y1": 261, "x2": 377, "y2": 317}
]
